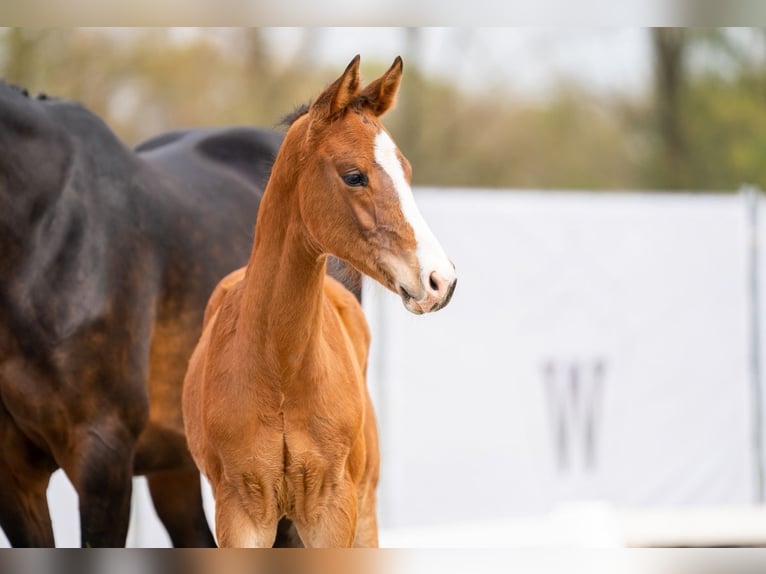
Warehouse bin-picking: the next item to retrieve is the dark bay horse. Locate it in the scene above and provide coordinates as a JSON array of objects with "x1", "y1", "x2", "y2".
[
  {"x1": 0, "y1": 81, "x2": 359, "y2": 547},
  {"x1": 183, "y1": 56, "x2": 457, "y2": 547}
]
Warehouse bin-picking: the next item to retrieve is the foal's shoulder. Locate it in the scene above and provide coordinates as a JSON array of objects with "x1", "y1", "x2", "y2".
[{"x1": 203, "y1": 267, "x2": 247, "y2": 328}]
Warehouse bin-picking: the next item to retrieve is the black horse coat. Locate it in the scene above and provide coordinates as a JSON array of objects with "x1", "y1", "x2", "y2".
[{"x1": 0, "y1": 83, "x2": 357, "y2": 547}]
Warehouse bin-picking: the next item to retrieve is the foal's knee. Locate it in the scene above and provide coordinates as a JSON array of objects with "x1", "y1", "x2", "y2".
[{"x1": 294, "y1": 483, "x2": 358, "y2": 548}]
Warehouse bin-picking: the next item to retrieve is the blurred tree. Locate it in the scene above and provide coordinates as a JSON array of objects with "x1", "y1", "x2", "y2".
[
  {"x1": 682, "y1": 28, "x2": 766, "y2": 190},
  {"x1": 1, "y1": 27, "x2": 764, "y2": 192},
  {"x1": 397, "y1": 27, "x2": 426, "y2": 170},
  {"x1": 0, "y1": 28, "x2": 331, "y2": 143},
  {"x1": 641, "y1": 28, "x2": 766, "y2": 191},
  {"x1": 3, "y1": 27, "x2": 39, "y2": 86},
  {"x1": 651, "y1": 28, "x2": 688, "y2": 189}
]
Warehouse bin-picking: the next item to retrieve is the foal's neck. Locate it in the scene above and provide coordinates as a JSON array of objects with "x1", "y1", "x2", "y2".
[{"x1": 237, "y1": 165, "x2": 328, "y2": 376}]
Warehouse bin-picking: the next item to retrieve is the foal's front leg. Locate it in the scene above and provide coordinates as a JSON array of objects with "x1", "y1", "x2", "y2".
[
  {"x1": 353, "y1": 484, "x2": 379, "y2": 547},
  {"x1": 293, "y1": 480, "x2": 359, "y2": 548},
  {"x1": 214, "y1": 481, "x2": 279, "y2": 548}
]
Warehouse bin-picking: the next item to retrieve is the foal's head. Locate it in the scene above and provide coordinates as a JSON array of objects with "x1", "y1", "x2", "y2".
[{"x1": 285, "y1": 55, "x2": 456, "y2": 314}]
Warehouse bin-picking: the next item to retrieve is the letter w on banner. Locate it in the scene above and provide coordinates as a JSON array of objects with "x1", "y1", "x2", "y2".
[{"x1": 542, "y1": 359, "x2": 607, "y2": 473}]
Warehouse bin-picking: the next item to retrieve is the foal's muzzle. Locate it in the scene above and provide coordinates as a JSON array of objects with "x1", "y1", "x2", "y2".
[{"x1": 400, "y1": 268, "x2": 457, "y2": 315}]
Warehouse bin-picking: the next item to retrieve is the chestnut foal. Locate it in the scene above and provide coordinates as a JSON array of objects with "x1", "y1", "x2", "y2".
[{"x1": 183, "y1": 56, "x2": 456, "y2": 548}]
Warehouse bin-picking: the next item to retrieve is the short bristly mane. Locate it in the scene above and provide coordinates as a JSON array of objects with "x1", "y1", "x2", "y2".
[
  {"x1": 278, "y1": 103, "x2": 310, "y2": 129},
  {"x1": 277, "y1": 92, "x2": 381, "y2": 131},
  {"x1": 0, "y1": 80, "x2": 51, "y2": 101}
]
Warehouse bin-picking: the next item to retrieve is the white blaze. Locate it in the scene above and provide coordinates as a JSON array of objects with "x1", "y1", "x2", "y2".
[{"x1": 373, "y1": 130, "x2": 455, "y2": 291}]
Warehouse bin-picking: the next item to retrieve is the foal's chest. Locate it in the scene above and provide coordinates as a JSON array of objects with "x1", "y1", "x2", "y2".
[{"x1": 241, "y1": 373, "x2": 367, "y2": 516}]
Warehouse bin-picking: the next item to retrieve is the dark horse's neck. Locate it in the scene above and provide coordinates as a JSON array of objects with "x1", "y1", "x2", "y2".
[
  {"x1": 0, "y1": 86, "x2": 80, "y2": 272},
  {"x1": 0, "y1": 84, "x2": 138, "y2": 277}
]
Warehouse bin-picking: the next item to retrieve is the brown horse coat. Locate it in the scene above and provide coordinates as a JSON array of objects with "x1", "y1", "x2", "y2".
[{"x1": 183, "y1": 56, "x2": 456, "y2": 548}]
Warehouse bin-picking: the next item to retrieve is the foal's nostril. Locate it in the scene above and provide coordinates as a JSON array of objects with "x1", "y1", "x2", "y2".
[{"x1": 429, "y1": 272, "x2": 440, "y2": 293}]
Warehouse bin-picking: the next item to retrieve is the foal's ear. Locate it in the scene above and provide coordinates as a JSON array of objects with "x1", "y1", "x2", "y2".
[
  {"x1": 312, "y1": 55, "x2": 362, "y2": 119},
  {"x1": 359, "y1": 56, "x2": 403, "y2": 117}
]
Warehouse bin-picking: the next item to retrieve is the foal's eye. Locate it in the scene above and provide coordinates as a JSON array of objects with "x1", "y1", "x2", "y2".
[{"x1": 341, "y1": 171, "x2": 368, "y2": 187}]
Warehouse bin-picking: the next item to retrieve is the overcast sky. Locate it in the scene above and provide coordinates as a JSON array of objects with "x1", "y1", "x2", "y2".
[{"x1": 260, "y1": 28, "x2": 653, "y2": 99}]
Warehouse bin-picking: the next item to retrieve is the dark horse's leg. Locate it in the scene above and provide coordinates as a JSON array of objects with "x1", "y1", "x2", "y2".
[
  {"x1": 274, "y1": 518, "x2": 304, "y2": 547},
  {"x1": 0, "y1": 409, "x2": 55, "y2": 547},
  {"x1": 146, "y1": 468, "x2": 216, "y2": 547},
  {"x1": 134, "y1": 421, "x2": 217, "y2": 547},
  {"x1": 146, "y1": 461, "x2": 298, "y2": 547},
  {"x1": 149, "y1": 471, "x2": 301, "y2": 547},
  {"x1": 59, "y1": 421, "x2": 136, "y2": 547}
]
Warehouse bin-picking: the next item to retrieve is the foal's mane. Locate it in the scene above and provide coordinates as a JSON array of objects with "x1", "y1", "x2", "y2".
[
  {"x1": 278, "y1": 103, "x2": 310, "y2": 129},
  {"x1": 277, "y1": 94, "x2": 378, "y2": 131}
]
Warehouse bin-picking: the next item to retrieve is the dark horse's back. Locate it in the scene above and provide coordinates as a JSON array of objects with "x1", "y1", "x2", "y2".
[
  {"x1": 131, "y1": 129, "x2": 284, "y2": 480},
  {"x1": 0, "y1": 82, "x2": 354, "y2": 547},
  {"x1": 134, "y1": 127, "x2": 283, "y2": 472}
]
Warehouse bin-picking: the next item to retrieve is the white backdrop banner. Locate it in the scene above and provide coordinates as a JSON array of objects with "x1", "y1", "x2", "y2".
[
  {"x1": 364, "y1": 189, "x2": 756, "y2": 529},
  {"x1": 1, "y1": 188, "x2": 760, "y2": 546}
]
